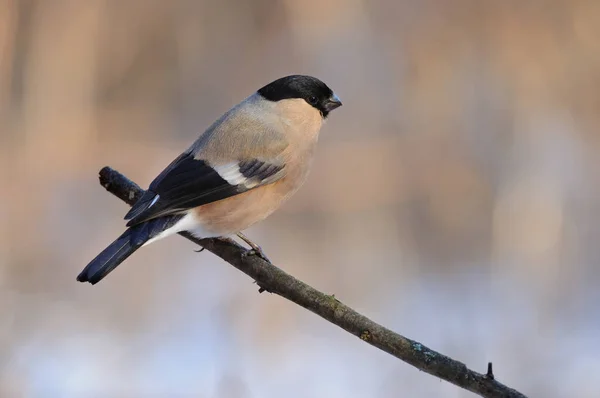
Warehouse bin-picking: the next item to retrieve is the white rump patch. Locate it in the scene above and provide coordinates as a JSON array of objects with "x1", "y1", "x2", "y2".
[{"x1": 143, "y1": 212, "x2": 212, "y2": 246}]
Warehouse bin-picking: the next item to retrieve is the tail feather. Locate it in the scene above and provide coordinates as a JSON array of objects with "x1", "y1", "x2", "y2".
[
  {"x1": 76, "y1": 229, "x2": 145, "y2": 284},
  {"x1": 77, "y1": 215, "x2": 184, "y2": 285}
]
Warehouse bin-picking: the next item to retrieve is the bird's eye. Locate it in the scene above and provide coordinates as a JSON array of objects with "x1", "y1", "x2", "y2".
[{"x1": 308, "y1": 96, "x2": 318, "y2": 105}]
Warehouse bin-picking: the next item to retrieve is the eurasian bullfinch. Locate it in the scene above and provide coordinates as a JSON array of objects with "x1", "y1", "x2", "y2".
[{"x1": 77, "y1": 75, "x2": 342, "y2": 285}]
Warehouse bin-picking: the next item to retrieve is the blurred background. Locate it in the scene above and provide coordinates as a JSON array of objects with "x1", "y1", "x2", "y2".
[{"x1": 1, "y1": 0, "x2": 599, "y2": 396}]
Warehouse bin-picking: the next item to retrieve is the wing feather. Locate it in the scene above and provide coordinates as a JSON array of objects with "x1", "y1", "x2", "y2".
[{"x1": 124, "y1": 153, "x2": 285, "y2": 226}]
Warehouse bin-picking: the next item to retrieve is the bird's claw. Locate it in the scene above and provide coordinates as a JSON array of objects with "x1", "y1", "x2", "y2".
[
  {"x1": 236, "y1": 232, "x2": 272, "y2": 291},
  {"x1": 237, "y1": 232, "x2": 271, "y2": 263},
  {"x1": 241, "y1": 247, "x2": 271, "y2": 263}
]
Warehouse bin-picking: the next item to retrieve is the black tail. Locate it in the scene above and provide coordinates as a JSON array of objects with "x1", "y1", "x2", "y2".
[{"x1": 77, "y1": 215, "x2": 183, "y2": 285}]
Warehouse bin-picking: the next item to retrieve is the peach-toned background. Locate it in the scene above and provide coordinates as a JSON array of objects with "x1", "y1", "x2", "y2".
[{"x1": 2, "y1": 1, "x2": 599, "y2": 397}]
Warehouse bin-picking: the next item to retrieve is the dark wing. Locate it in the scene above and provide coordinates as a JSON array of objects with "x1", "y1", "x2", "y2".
[{"x1": 124, "y1": 152, "x2": 285, "y2": 226}]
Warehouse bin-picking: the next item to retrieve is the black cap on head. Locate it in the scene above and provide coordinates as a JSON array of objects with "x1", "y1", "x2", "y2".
[{"x1": 258, "y1": 75, "x2": 342, "y2": 117}]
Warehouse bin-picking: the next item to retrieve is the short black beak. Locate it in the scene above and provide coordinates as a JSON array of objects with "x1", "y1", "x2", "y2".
[{"x1": 324, "y1": 93, "x2": 342, "y2": 112}]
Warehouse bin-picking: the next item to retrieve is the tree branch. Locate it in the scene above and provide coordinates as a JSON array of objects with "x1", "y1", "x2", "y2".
[{"x1": 97, "y1": 166, "x2": 528, "y2": 398}]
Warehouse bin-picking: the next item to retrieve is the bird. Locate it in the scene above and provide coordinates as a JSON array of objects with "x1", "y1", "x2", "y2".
[{"x1": 77, "y1": 75, "x2": 342, "y2": 285}]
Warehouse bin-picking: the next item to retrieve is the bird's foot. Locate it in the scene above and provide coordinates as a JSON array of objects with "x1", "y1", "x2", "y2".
[
  {"x1": 241, "y1": 247, "x2": 271, "y2": 263},
  {"x1": 237, "y1": 232, "x2": 271, "y2": 263}
]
